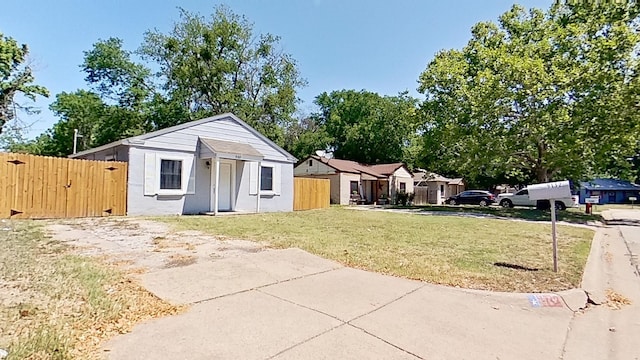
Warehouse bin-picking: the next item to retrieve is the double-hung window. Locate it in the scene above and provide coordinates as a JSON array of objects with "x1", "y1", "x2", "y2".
[
  {"x1": 144, "y1": 153, "x2": 195, "y2": 196},
  {"x1": 350, "y1": 181, "x2": 359, "y2": 194},
  {"x1": 250, "y1": 162, "x2": 280, "y2": 196},
  {"x1": 260, "y1": 166, "x2": 273, "y2": 191},
  {"x1": 160, "y1": 159, "x2": 182, "y2": 190}
]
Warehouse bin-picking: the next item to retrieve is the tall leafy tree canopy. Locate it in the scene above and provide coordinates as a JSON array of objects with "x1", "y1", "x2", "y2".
[
  {"x1": 16, "y1": 6, "x2": 304, "y2": 156},
  {"x1": 15, "y1": 38, "x2": 156, "y2": 156},
  {"x1": 140, "y1": 6, "x2": 306, "y2": 144},
  {"x1": 0, "y1": 33, "x2": 49, "y2": 133},
  {"x1": 418, "y1": 2, "x2": 640, "y2": 186},
  {"x1": 313, "y1": 90, "x2": 419, "y2": 165},
  {"x1": 283, "y1": 115, "x2": 332, "y2": 161}
]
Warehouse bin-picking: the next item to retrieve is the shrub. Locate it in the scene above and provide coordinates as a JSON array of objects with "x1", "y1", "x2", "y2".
[{"x1": 395, "y1": 191, "x2": 414, "y2": 206}]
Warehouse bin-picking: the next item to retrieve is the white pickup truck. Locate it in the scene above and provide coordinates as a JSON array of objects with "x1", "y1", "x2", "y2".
[{"x1": 496, "y1": 188, "x2": 575, "y2": 210}]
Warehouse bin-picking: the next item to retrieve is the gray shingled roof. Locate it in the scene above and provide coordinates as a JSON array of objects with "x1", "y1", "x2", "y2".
[{"x1": 200, "y1": 138, "x2": 264, "y2": 159}]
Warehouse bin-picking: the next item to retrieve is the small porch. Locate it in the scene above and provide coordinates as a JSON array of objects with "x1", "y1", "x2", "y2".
[
  {"x1": 355, "y1": 175, "x2": 389, "y2": 205},
  {"x1": 199, "y1": 138, "x2": 264, "y2": 215}
]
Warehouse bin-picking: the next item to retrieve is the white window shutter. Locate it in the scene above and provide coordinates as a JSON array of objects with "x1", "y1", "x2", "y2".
[
  {"x1": 249, "y1": 161, "x2": 258, "y2": 195},
  {"x1": 144, "y1": 153, "x2": 157, "y2": 196},
  {"x1": 273, "y1": 164, "x2": 281, "y2": 195},
  {"x1": 186, "y1": 156, "x2": 196, "y2": 194}
]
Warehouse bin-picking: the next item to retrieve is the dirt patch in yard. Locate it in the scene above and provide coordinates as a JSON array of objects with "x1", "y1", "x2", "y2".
[
  {"x1": 0, "y1": 217, "x2": 265, "y2": 358},
  {"x1": 46, "y1": 217, "x2": 266, "y2": 274},
  {"x1": 1, "y1": 217, "x2": 264, "y2": 359},
  {"x1": 0, "y1": 220, "x2": 185, "y2": 360}
]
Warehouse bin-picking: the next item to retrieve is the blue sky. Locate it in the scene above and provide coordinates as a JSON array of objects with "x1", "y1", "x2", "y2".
[{"x1": 2, "y1": 0, "x2": 551, "y2": 138}]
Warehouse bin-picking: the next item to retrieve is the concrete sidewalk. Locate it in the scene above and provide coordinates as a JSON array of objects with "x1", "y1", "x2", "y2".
[
  {"x1": 104, "y1": 247, "x2": 589, "y2": 360},
  {"x1": 562, "y1": 209, "x2": 640, "y2": 360}
]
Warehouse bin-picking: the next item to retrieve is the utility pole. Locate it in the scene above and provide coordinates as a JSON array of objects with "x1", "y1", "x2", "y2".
[{"x1": 73, "y1": 129, "x2": 83, "y2": 154}]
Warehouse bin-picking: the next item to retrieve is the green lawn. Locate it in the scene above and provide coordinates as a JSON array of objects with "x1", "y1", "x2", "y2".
[
  {"x1": 391, "y1": 204, "x2": 602, "y2": 224},
  {"x1": 159, "y1": 207, "x2": 594, "y2": 293}
]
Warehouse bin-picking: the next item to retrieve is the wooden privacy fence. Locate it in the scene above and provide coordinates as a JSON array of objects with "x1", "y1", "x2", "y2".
[
  {"x1": 0, "y1": 153, "x2": 128, "y2": 219},
  {"x1": 293, "y1": 177, "x2": 330, "y2": 211},
  {"x1": 413, "y1": 187, "x2": 430, "y2": 205}
]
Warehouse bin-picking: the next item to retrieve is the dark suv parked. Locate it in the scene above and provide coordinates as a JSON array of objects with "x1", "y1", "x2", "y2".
[{"x1": 446, "y1": 190, "x2": 495, "y2": 206}]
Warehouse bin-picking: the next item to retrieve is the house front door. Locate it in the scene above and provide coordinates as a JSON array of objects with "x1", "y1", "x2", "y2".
[
  {"x1": 211, "y1": 160, "x2": 234, "y2": 212},
  {"x1": 219, "y1": 163, "x2": 232, "y2": 210}
]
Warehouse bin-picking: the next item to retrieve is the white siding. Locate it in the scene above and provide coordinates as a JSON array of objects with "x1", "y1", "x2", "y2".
[
  {"x1": 392, "y1": 167, "x2": 414, "y2": 195},
  {"x1": 185, "y1": 157, "x2": 212, "y2": 213},
  {"x1": 426, "y1": 181, "x2": 449, "y2": 205},
  {"x1": 127, "y1": 147, "x2": 210, "y2": 216},
  {"x1": 127, "y1": 147, "x2": 292, "y2": 215},
  {"x1": 234, "y1": 161, "x2": 293, "y2": 212},
  {"x1": 199, "y1": 143, "x2": 215, "y2": 159},
  {"x1": 294, "y1": 158, "x2": 337, "y2": 176},
  {"x1": 339, "y1": 173, "x2": 361, "y2": 205},
  {"x1": 74, "y1": 114, "x2": 297, "y2": 216},
  {"x1": 73, "y1": 115, "x2": 294, "y2": 216},
  {"x1": 141, "y1": 118, "x2": 288, "y2": 162}
]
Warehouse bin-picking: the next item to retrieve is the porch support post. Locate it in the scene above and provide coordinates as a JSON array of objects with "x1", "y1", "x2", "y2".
[
  {"x1": 256, "y1": 160, "x2": 261, "y2": 213},
  {"x1": 214, "y1": 157, "x2": 220, "y2": 216}
]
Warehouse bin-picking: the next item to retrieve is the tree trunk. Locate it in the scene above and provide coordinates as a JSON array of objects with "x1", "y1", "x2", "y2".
[
  {"x1": 534, "y1": 140, "x2": 551, "y2": 183},
  {"x1": 535, "y1": 166, "x2": 551, "y2": 183}
]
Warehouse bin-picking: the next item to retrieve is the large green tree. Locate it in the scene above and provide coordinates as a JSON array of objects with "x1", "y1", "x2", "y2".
[
  {"x1": 13, "y1": 90, "x2": 108, "y2": 156},
  {"x1": 18, "y1": 6, "x2": 304, "y2": 156},
  {"x1": 283, "y1": 115, "x2": 332, "y2": 161},
  {"x1": 0, "y1": 33, "x2": 49, "y2": 133},
  {"x1": 140, "y1": 6, "x2": 306, "y2": 145},
  {"x1": 418, "y1": 2, "x2": 640, "y2": 186},
  {"x1": 313, "y1": 90, "x2": 419, "y2": 165},
  {"x1": 17, "y1": 38, "x2": 157, "y2": 156},
  {"x1": 82, "y1": 37, "x2": 152, "y2": 109}
]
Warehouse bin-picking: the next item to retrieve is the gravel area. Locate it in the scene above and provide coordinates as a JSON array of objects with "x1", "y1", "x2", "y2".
[{"x1": 46, "y1": 217, "x2": 265, "y2": 274}]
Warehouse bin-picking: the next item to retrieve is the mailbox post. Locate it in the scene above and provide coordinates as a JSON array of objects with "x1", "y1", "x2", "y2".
[
  {"x1": 585, "y1": 196, "x2": 600, "y2": 214},
  {"x1": 527, "y1": 180, "x2": 572, "y2": 273}
]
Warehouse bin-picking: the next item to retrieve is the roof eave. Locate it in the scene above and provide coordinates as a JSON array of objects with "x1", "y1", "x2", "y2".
[
  {"x1": 68, "y1": 139, "x2": 127, "y2": 158},
  {"x1": 199, "y1": 139, "x2": 265, "y2": 161},
  {"x1": 70, "y1": 113, "x2": 297, "y2": 163}
]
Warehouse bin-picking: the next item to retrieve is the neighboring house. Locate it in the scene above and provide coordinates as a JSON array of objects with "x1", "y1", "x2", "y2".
[
  {"x1": 413, "y1": 170, "x2": 465, "y2": 205},
  {"x1": 293, "y1": 156, "x2": 414, "y2": 205},
  {"x1": 71, "y1": 113, "x2": 297, "y2": 216},
  {"x1": 578, "y1": 178, "x2": 640, "y2": 204}
]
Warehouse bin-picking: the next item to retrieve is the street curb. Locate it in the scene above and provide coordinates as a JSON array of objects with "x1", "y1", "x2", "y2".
[{"x1": 579, "y1": 227, "x2": 608, "y2": 305}]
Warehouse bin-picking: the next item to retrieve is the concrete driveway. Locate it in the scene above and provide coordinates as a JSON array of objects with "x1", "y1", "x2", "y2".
[{"x1": 104, "y1": 248, "x2": 589, "y2": 359}]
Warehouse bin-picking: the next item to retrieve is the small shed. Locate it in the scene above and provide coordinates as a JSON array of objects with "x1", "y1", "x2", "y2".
[
  {"x1": 578, "y1": 178, "x2": 640, "y2": 204},
  {"x1": 412, "y1": 170, "x2": 465, "y2": 205}
]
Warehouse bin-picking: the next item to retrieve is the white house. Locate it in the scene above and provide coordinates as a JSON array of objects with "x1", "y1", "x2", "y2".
[
  {"x1": 294, "y1": 155, "x2": 414, "y2": 205},
  {"x1": 70, "y1": 113, "x2": 296, "y2": 216}
]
